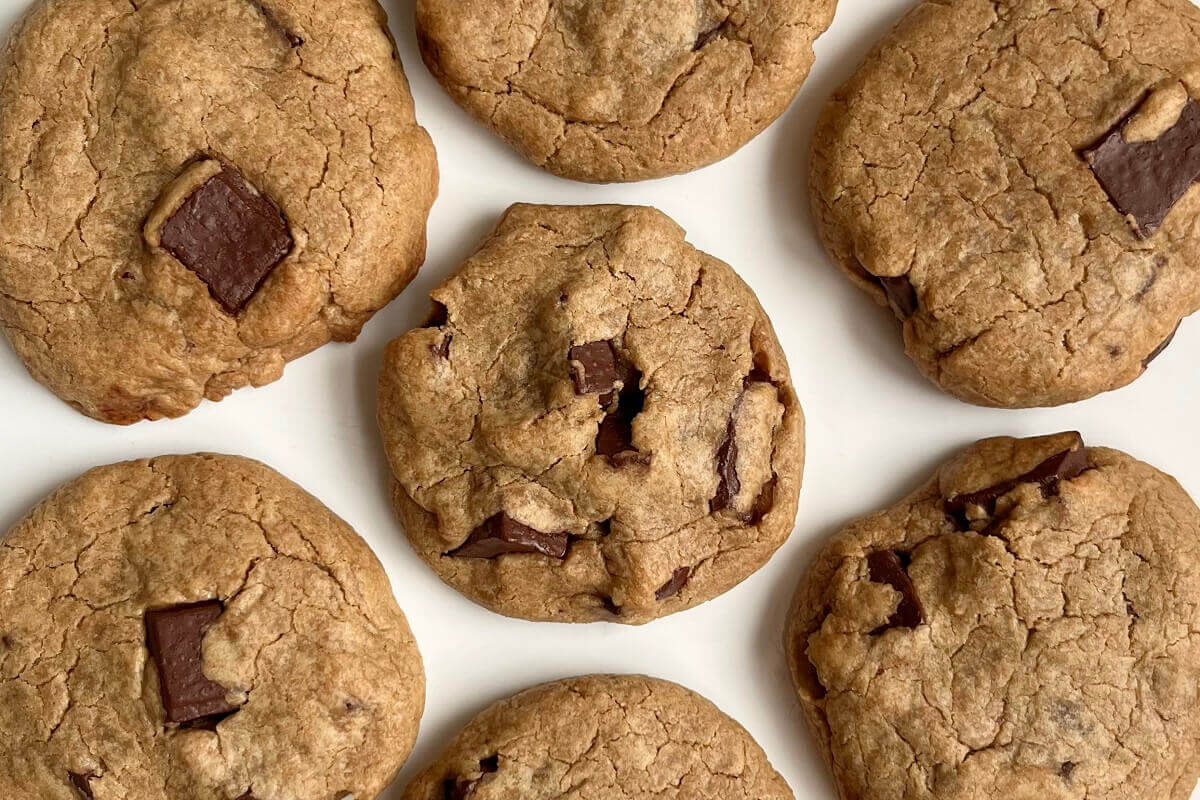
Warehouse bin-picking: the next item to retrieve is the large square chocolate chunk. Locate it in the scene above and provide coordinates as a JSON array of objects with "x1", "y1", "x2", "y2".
[
  {"x1": 145, "y1": 600, "x2": 238, "y2": 724},
  {"x1": 159, "y1": 167, "x2": 293, "y2": 313}
]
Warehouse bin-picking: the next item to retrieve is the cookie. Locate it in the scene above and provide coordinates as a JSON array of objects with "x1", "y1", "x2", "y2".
[
  {"x1": 0, "y1": 0, "x2": 437, "y2": 424},
  {"x1": 786, "y1": 432, "x2": 1200, "y2": 799},
  {"x1": 809, "y1": 0, "x2": 1200, "y2": 407},
  {"x1": 378, "y1": 203, "x2": 804, "y2": 624},
  {"x1": 0, "y1": 454, "x2": 424, "y2": 800},
  {"x1": 399, "y1": 674, "x2": 794, "y2": 800},
  {"x1": 415, "y1": 0, "x2": 835, "y2": 182}
]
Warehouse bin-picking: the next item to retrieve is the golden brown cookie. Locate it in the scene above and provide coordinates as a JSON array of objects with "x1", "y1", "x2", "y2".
[
  {"x1": 400, "y1": 674, "x2": 794, "y2": 800},
  {"x1": 810, "y1": 0, "x2": 1200, "y2": 407},
  {"x1": 0, "y1": 0, "x2": 437, "y2": 423},
  {"x1": 378, "y1": 203, "x2": 804, "y2": 623},
  {"x1": 416, "y1": 0, "x2": 836, "y2": 182},
  {"x1": 0, "y1": 455, "x2": 424, "y2": 800},
  {"x1": 787, "y1": 432, "x2": 1200, "y2": 799}
]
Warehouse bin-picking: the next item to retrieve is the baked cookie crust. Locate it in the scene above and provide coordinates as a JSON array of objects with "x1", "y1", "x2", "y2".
[
  {"x1": 0, "y1": 0, "x2": 437, "y2": 423},
  {"x1": 378, "y1": 203, "x2": 804, "y2": 624},
  {"x1": 787, "y1": 432, "x2": 1200, "y2": 799}
]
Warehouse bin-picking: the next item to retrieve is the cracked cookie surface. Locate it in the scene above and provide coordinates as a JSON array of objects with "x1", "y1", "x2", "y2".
[
  {"x1": 0, "y1": 454, "x2": 425, "y2": 800},
  {"x1": 378, "y1": 203, "x2": 804, "y2": 624},
  {"x1": 0, "y1": 0, "x2": 437, "y2": 424},
  {"x1": 786, "y1": 432, "x2": 1200, "y2": 799},
  {"x1": 400, "y1": 674, "x2": 794, "y2": 800},
  {"x1": 810, "y1": 0, "x2": 1200, "y2": 407},
  {"x1": 415, "y1": 0, "x2": 835, "y2": 182}
]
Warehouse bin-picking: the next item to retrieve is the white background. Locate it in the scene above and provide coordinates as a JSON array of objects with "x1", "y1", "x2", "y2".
[{"x1": 1, "y1": 0, "x2": 1198, "y2": 797}]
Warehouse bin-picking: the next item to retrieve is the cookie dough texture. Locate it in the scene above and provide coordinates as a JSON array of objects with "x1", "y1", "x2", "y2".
[
  {"x1": 0, "y1": 455, "x2": 425, "y2": 800},
  {"x1": 415, "y1": 0, "x2": 836, "y2": 182},
  {"x1": 810, "y1": 0, "x2": 1200, "y2": 407},
  {"x1": 0, "y1": 0, "x2": 437, "y2": 423},
  {"x1": 787, "y1": 433, "x2": 1200, "y2": 800},
  {"x1": 378, "y1": 204, "x2": 804, "y2": 624},
  {"x1": 400, "y1": 674, "x2": 794, "y2": 800}
]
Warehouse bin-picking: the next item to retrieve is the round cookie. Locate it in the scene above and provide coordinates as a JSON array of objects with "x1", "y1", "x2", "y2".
[
  {"x1": 378, "y1": 203, "x2": 804, "y2": 624},
  {"x1": 786, "y1": 432, "x2": 1200, "y2": 799},
  {"x1": 0, "y1": 454, "x2": 425, "y2": 800},
  {"x1": 415, "y1": 0, "x2": 835, "y2": 182},
  {"x1": 810, "y1": 0, "x2": 1200, "y2": 407},
  {"x1": 400, "y1": 674, "x2": 794, "y2": 800},
  {"x1": 0, "y1": 0, "x2": 437, "y2": 424}
]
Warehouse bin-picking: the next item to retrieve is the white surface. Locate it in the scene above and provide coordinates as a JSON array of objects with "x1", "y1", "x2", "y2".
[{"x1": 1, "y1": 0, "x2": 1198, "y2": 797}]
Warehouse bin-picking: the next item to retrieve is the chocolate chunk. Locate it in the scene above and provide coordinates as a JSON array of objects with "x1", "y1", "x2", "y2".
[
  {"x1": 1143, "y1": 323, "x2": 1180, "y2": 368},
  {"x1": 593, "y1": 360, "x2": 647, "y2": 465},
  {"x1": 159, "y1": 166, "x2": 293, "y2": 314},
  {"x1": 447, "y1": 513, "x2": 569, "y2": 559},
  {"x1": 568, "y1": 341, "x2": 620, "y2": 396},
  {"x1": 443, "y1": 755, "x2": 499, "y2": 800},
  {"x1": 1060, "y1": 761, "x2": 1076, "y2": 780},
  {"x1": 144, "y1": 601, "x2": 238, "y2": 724},
  {"x1": 68, "y1": 772, "x2": 94, "y2": 800},
  {"x1": 867, "y1": 550, "x2": 924, "y2": 631},
  {"x1": 1083, "y1": 98, "x2": 1200, "y2": 237},
  {"x1": 877, "y1": 274, "x2": 919, "y2": 319},
  {"x1": 945, "y1": 435, "x2": 1088, "y2": 528},
  {"x1": 655, "y1": 567, "x2": 690, "y2": 601},
  {"x1": 710, "y1": 418, "x2": 740, "y2": 512},
  {"x1": 599, "y1": 595, "x2": 621, "y2": 615}
]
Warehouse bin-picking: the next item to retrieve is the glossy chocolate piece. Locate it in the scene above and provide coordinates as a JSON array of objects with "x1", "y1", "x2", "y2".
[
  {"x1": 448, "y1": 513, "x2": 569, "y2": 559},
  {"x1": 867, "y1": 551, "x2": 924, "y2": 631},
  {"x1": 144, "y1": 601, "x2": 238, "y2": 724}
]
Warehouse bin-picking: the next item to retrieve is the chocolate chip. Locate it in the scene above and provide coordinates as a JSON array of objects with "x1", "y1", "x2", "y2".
[
  {"x1": 443, "y1": 756, "x2": 499, "y2": 800},
  {"x1": 592, "y1": 357, "x2": 647, "y2": 465},
  {"x1": 710, "y1": 418, "x2": 740, "y2": 512},
  {"x1": 945, "y1": 434, "x2": 1088, "y2": 529},
  {"x1": 1083, "y1": 98, "x2": 1200, "y2": 237},
  {"x1": 159, "y1": 166, "x2": 292, "y2": 314},
  {"x1": 1060, "y1": 761, "x2": 1076, "y2": 780},
  {"x1": 568, "y1": 341, "x2": 620, "y2": 396},
  {"x1": 447, "y1": 513, "x2": 569, "y2": 559},
  {"x1": 655, "y1": 567, "x2": 690, "y2": 600},
  {"x1": 431, "y1": 334, "x2": 452, "y2": 360},
  {"x1": 599, "y1": 595, "x2": 621, "y2": 615},
  {"x1": 866, "y1": 551, "x2": 924, "y2": 631},
  {"x1": 68, "y1": 772, "x2": 95, "y2": 799},
  {"x1": 144, "y1": 600, "x2": 239, "y2": 724},
  {"x1": 876, "y1": 274, "x2": 918, "y2": 319},
  {"x1": 1143, "y1": 323, "x2": 1180, "y2": 368}
]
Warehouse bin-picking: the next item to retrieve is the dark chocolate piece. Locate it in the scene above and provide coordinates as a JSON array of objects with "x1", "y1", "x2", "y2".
[
  {"x1": 867, "y1": 551, "x2": 924, "y2": 631},
  {"x1": 599, "y1": 595, "x2": 621, "y2": 615},
  {"x1": 68, "y1": 772, "x2": 94, "y2": 800},
  {"x1": 1143, "y1": 324, "x2": 1180, "y2": 368},
  {"x1": 710, "y1": 418, "x2": 740, "y2": 512},
  {"x1": 593, "y1": 359, "x2": 647, "y2": 465},
  {"x1": 447, "y1": 513, "x2": 569, "y2": 559},
  {"x1": 144, "y1": 601, "x2": 238, "y2": 724},
  {"x1": 1060, "y1": 761, "x2": 1076, "y2": 780},
  {"x1": 159, "y1": 166, "x2": 293, "y2": 314},
  {"x1": 877, "y1": 274, "x2": 918, "y2": 319},
  {"x1": 568, "y1": 341, "x2": 620, "y2": 396},
  {"x1": 1083, "y1": 98, "x2": 1200, "y2": 237},
  {"x1": 945, "y1": 434, "x2": 1088, "y2": 528},
  {"x1": 443, "y1": 755, "x2": 499, "y2": 800},
  {"x1": 655, "y1": 567, "x2": 690, "y2": 601}
]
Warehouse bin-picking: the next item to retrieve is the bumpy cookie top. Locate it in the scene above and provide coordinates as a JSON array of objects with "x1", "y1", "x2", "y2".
[
  {"x1": 787, "y1": 433, "x2": 1200, "y2": 799},
  {"x1": 810, "y1": 0, "x2": 1200, "y2": 407},
  {"x1": 0, "y1": 455, "x2": 424, "y2": 800},
  {"x1": 378, "y1": 204, "x2": 804, "y2": 624},
  {"x1": 415, "y1": 0, "x2": 834, "y2": 182},
  {"x1": 400, "y1": 674, "x2": 794, "y2": 800},
  {"x1": 0, "y1": 0, "x2": 437, "y2": 423}
]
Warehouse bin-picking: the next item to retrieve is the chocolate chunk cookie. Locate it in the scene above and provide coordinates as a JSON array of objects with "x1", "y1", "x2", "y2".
[
  {"x1": 787, "y1": 432, "x2": 1200, "y2": 799},
  {"x1": 810, "y1": 0, "x2": 1200, "y2": 407},
  {"x1": 399, "y1": 674, "x2": 794, "y2": 800},
  {"x1": 378, "y1": 204, "x2": 804, "y2": 624},
  {"x1": 0, "y1": 455, "x2": 424, "y2": 800},
  {"x1": 0, "y1": 0, "x2": 437, "y2": 423},
  {"x1": 415, "y1": 0, "x2": 835, "y2": 182}
]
